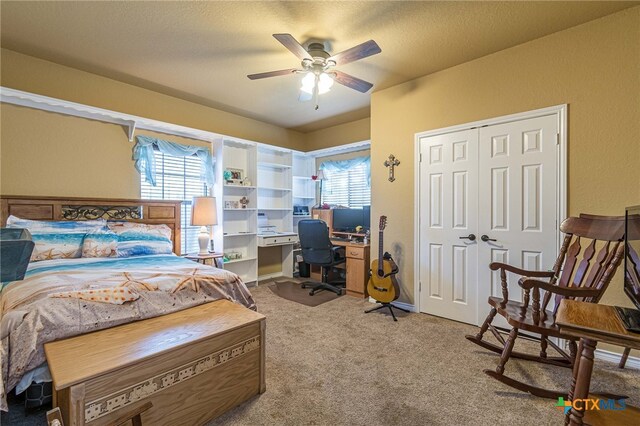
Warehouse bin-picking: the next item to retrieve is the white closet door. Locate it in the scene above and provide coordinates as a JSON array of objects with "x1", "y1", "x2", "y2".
[
  {"x1": 477, "y1": 114, "x2": 559, "y2": 321},
  {"x1": 419, "y1": 130, "x2": 479, "y2": 324},
  {"x1": 418, "y1": 113, "x2": 560, "y2": 326}
]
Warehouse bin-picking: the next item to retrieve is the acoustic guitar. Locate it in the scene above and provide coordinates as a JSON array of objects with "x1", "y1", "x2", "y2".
[{"x1": 366, "y1": 216, "x2": 400, "y2": 303}]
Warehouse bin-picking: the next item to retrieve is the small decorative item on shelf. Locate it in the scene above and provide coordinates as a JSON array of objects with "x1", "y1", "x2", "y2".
[
  {"x1": 225, "y1": 200, "x2": 240, "y2": 209},
  {"x1": 242, "y1": 178, "x2": 252, "y2": 186},
  {"x1": 224, "y1": 168, "x2": 244, "y2": 185},
  {"x1": 239, "y1": 196, "x2": 249, "y2": 209},
  {"x1": 226, "y1": 251, "x2": 242, "y2": 260}
]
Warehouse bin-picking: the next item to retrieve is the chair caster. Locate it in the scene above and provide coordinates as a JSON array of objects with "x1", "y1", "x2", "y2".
[
  {"x1": 309, "y1": 290, "x2": 315, "y2": 296},
  {"x1": 301, "y1": 283, "x2": 307, "y2": 289}
]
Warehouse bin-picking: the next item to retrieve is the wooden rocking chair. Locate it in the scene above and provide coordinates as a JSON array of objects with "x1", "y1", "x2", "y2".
[{"x1": 465, "y1": 215, "x2": 631, "y2": 399}]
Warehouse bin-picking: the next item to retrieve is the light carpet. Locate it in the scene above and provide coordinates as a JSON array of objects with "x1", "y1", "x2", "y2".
[{"x1": 207, "y1": 285, "x2": 639, "y2": 426}]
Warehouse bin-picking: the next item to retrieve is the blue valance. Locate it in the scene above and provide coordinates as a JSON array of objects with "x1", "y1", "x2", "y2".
[
  {"x1": 319, "y1": 156, "x2": 371, "y2": 187},
  {"x1": 133, "y1": 135, "x2": 215, "y2": 188}
]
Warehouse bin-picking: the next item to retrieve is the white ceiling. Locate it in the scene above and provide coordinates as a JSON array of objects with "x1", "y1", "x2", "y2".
[{"x1": 1, "y1": 1, "x2": 636, "y2": 132}]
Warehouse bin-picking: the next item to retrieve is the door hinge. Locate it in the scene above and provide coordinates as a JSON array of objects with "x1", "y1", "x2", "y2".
[
  {"x1": 420, "y1": 153, "x2": 423, "y2": 163},
  {"x1": 556, "y1": 133, "x2": 560, "y2": 145},
  {"x1": 419, "y1": 281, "x2": 422, "y2": 292}
]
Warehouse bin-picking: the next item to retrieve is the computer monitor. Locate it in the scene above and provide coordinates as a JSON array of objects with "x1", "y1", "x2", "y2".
[
  {"x1": 362, "y1": 206, "x2": 371, "y2": 230},
  {"x1": 624, "y1": 206, "x2": 640, "y2": 310},
  {"x1": 332, "y1": 209, "x2": 364, "y2": 232}
]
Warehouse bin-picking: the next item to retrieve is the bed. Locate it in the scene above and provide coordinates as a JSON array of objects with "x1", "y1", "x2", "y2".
[{"x1": 0, "y1": 196, "x2": 261, "y2": 420}]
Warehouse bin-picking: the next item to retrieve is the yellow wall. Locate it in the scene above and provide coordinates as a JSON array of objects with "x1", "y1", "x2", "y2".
[
  {"x1": 304, "y1": 117, "x2": 370, "y2": 151},
  {"x1": 0, "y1": 103, "x2": 213, "y2": 198},
  {"x1": 0, "y1": 49, "x2": 304, "y2": 149},
  {"x1": 257, "y1": 247, "x2": 285, "y2": 277},
  {"x1": 369, "y1": 7, "x2": 640, "y2": 316}
]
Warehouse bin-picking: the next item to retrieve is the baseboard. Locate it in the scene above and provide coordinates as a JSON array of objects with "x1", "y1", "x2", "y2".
[
  {"x1": 257, "y1": 272, "x2": 284, "y2": 283},
  {"x1": 595, "y1": 348, "x2": 640, "y2": 369},
  {"x1": 367, "y1": 297, "x2": 417, "y2": 312},
  {"x1": 391, "y1": 301, "x2": 417, "y2": 312}
]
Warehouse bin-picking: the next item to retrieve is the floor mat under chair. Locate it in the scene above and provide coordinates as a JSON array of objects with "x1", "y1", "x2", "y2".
[{"x1": 268, "y1": 281, "x2": 341, "y2": 307}]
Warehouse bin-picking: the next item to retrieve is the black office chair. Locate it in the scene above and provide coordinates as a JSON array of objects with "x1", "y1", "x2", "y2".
[{"x1": 298, "y1": 219, "x2": 346, "y2": 296}]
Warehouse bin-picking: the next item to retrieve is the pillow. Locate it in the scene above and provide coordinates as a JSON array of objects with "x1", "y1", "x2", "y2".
[
  {"x1": 6, "y1": 216, "x2": 107, "y2": 262},
  {"x1": 6, "y1": 216, "x2": 107, "y2": 233},
  {"x1": 107, "y1": 222, "x2": 173, "y2": 257},
  {"x1": 82, "y1": 230, "x2": 118, "y2": 258}
]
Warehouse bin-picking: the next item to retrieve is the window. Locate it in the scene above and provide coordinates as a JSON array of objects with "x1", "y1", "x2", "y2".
[
  {"x1": 140, "y1": 149, "x2": 208, "y2": 254},
  {"x1": 320, "y1": 162, "x2": 371, "y2": 208}
]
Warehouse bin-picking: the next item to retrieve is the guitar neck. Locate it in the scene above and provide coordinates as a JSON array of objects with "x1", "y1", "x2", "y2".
[{"x1": 377, "y1": 229, "x2": 385, "y2": 275}]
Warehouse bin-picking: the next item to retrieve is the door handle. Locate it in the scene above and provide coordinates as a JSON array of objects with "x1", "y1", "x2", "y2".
[
  {"x1": 459, "y1": 234, "x2": 476, "y2": 241},
  {"x1": 481, "y1": 235, "x2": 497, "y2": 242}
]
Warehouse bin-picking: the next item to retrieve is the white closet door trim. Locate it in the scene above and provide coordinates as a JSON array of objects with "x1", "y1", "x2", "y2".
[{"x1": 413, "y1": 104, "x2": 567, "y2": 313}]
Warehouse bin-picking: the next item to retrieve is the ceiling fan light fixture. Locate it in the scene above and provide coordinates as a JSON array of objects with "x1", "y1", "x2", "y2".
[
  {"x1": 249, "y1": 34, "x2": 380, "y2": 101},
  {"x1": 317, "y1": 72, "x2": 334, "y2": 94},
  {"x1": 300, "y1": 72, "x2": 316, "y2": 94}
]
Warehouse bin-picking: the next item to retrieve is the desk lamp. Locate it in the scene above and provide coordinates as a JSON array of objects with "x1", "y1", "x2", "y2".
[{"x1": 191, "y1": 196, "x2": 218, "y2": 255}]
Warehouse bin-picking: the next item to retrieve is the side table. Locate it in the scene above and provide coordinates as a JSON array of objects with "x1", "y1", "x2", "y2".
[
  {"x1": 184, "y1": 252, "x2": 224, "y2": 268},
  {"x1": 556, "y1": 299, "x2": 640, "y2": 425}
]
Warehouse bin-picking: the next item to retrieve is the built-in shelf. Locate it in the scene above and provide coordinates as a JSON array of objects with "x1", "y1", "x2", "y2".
[
  {"x1": 257, "y1": 161, "x2": 292, "y2": 169},
  {"x1": 224, "y1": 208, "x2": 257, "y2": 211},
  {"x1": 224, "y1": 184, "x2": 256, "y2": 189},
  {"x1": 224, "y1": 232, "x2": 257, "y2": 237},
  {"x1": 224, "y1": 257, "x2": 257, "y2": 264},
  {"x1": 293, "y1": 176, "x2": 313, "y2": 180},
  {"x1": 259, "y1": 186, "x2": 291, "y2": 191},
  {"x1": 0, "y1": 86, "x2": 223, "y2": 143},
  {"x1": 258, "y1": 208, "x2": 292, "y2": 211},
  {"x1": 293, "y1": 214, "x2": 311, "y2": 218},
  {"x1": 293, "y1": 195, "x2": 315, "y2": 199}
]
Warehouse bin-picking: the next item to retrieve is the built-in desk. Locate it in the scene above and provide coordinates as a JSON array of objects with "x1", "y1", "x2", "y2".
[{"x1": 309, "y1": 239, "x2": 370, "y2": 298}]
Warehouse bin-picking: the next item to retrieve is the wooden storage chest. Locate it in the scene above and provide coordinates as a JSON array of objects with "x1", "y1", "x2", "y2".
[{"x1": 45, "y1": 300, "x2": 266, "y2": 425}]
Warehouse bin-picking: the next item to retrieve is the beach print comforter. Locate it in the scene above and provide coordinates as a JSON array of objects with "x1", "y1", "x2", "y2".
[{"x1": 0, "y1": 254, "x2": 256, "y2": 411}]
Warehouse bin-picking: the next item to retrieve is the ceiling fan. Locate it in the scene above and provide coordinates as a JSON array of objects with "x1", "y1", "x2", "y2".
[{"x1": 247, "y1": 34, "x2": 381, "y2": 109}]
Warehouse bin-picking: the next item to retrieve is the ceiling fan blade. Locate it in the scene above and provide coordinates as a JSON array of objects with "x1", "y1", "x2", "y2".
[
  {"x1": 247, "y1": 68, "x2": 298, "y2": 80},
  {"x1": 273, "y1": 34, "x2": 312, "y2": 61},
  {"x1": 328, "y1": 40, "x2": 381, "y2": 66},
  {"x1": 332, "y1": 71, "x2": 374, "y2": 93}
]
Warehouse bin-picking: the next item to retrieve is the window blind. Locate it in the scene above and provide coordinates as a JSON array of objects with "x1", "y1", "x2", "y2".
[
  {"x1": 320, "y1": 162, "x2": 371, "y2": 208},
  {"x1": 140, "y1": 149, "x2": 208, "y2": 254}
]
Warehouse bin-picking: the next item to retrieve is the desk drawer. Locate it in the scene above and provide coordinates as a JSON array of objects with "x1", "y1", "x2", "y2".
[
  {"x1": 346, "y1": 246, "x2": 365, "y2": 259},
  {"x1": 258, "y1": 234, "x2": 299, "y2": 247}
]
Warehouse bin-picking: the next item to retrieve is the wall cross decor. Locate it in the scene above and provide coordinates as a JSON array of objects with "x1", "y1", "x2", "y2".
[{"x1": 384, "y1": 154, "x2": 400, "y2": 182}]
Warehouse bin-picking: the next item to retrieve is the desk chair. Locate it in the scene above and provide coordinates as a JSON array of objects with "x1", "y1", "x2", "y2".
[{"x1": 298, "y1": 219, "x2": 346, "y2": 296}]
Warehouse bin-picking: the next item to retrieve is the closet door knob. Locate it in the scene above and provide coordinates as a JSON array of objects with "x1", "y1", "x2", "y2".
[
  {"x1": 481, "y1": 235, "x2": 497, "y2": 242},
  {"x1": 459, "y1": 234, "x2": 476, "y2": 241}
]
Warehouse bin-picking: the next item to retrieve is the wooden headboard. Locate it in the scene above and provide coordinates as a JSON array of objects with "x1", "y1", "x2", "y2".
[{"x1": 0, "y1": 195, "x2": 183, "y2": 255}]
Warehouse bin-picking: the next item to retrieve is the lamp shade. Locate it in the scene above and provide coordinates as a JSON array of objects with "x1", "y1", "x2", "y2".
[
  {"x1": 316, "y1": 170, "x2": 326, "y2": 180},
  {"x1": 191, "y1": 196, "x2": 218, "y2": 226}
]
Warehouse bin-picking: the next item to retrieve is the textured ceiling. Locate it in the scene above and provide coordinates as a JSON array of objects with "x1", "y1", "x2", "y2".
[{"x1": 1, "y1": 1, "x2": 637, "y2": 132}]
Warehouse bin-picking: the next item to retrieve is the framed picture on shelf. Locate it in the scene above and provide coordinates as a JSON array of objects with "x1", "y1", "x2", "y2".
[
  {"x1": 224, "y1": 168, "x2": 244, "y2": 185},
  {"x1": 224, "y1": 200, "x2": 240, "y2": 209}
]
